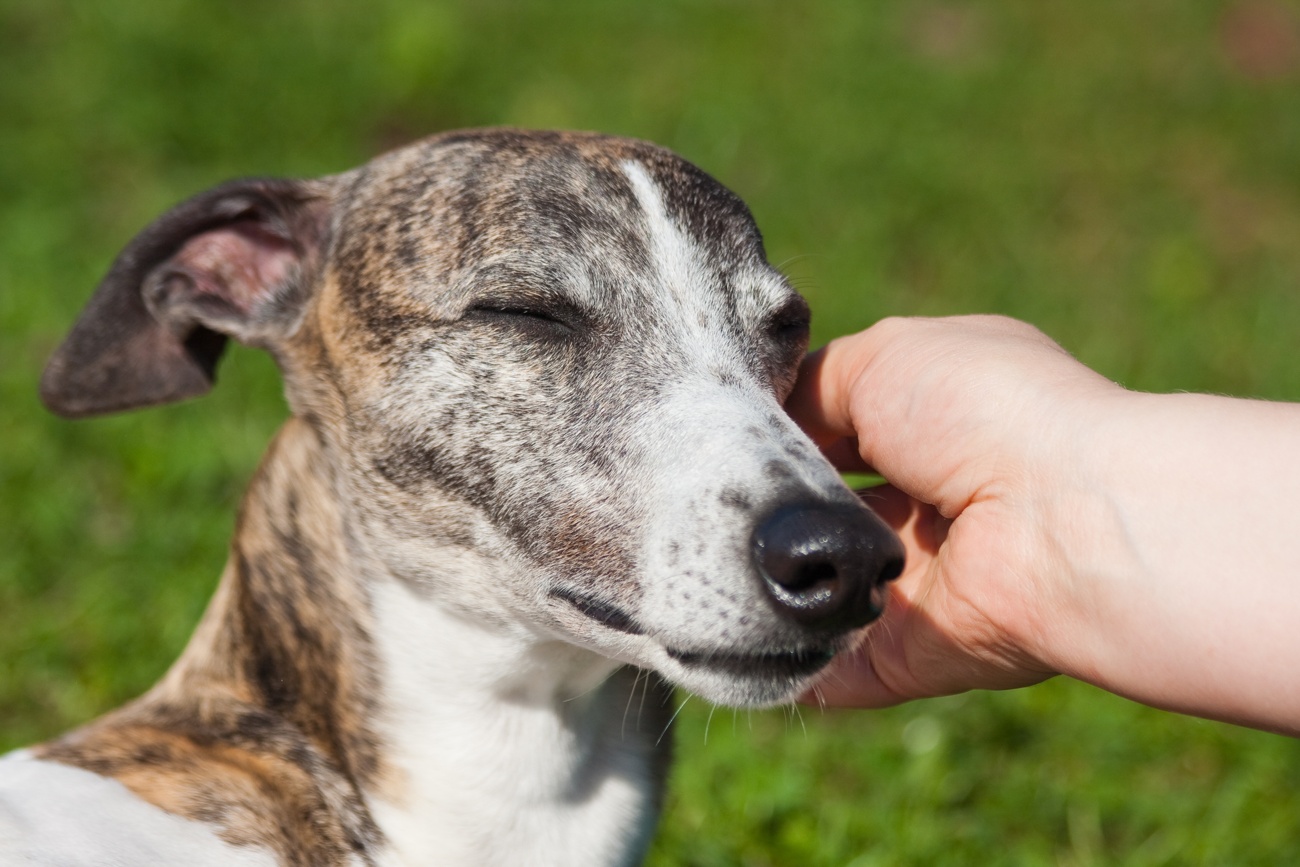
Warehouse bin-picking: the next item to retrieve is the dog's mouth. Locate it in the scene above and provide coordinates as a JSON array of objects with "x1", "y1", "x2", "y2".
[
  {"x1": 664, "y1": 644, "x2": 835, "y2": 680},
  {"x1": 551, "y1": 586, "x2": 837, "y2": 683}
]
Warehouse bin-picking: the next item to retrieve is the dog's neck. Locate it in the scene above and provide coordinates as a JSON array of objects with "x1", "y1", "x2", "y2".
[
  {"x1": 366, "y1": 582, "x2": 666, "y2": 866},
  {"x1": 161, "y1": 417, "x2": 669, "y2": 866}
]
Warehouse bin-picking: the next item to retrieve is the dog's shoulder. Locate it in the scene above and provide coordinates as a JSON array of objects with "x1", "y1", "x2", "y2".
[
  {"x1": 0, "y1": 749, "x2": 277, "y2": 866},
  {"x1": 17, "y1": 691, "x2": 386, "y2": 867}
]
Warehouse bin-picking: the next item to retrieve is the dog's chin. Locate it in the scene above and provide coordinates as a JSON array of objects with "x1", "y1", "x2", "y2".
[
  {"x1": 655, "y1": 643, "x2": 838, "y2": 708},
  {"x1": 546, "y1": 586, "x2": 847, "y2": 706}
]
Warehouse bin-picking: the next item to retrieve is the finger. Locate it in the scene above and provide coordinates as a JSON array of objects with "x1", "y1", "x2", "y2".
[
  {"x1": 801, "y1": 574, "x2": 937, "y2": 709},
  {"x1": 787, "y1": 322, "x2": 919, "y2": 478},
  {"x1": 800, "y1": 639, "x2": 908, "y2": 709},
  {"x1": 784, "y1": 342, "x2": 857, "y2": 441},
  {"x1": 801, "y1": 491, "x2": 949, "y2": 708},
  {"x1": 822, "y1": 436, "x2": 873, "y2": 473},
  {"x1": 855, "y1": 485, "x2": 948, "y2": 562},
  {"x1": 854, "y1": 483, "x2": 913, "y2": 529}
]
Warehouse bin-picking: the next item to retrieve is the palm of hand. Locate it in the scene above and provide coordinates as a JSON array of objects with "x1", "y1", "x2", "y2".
[{"x1": 808, "y1": 486, "x2": 1055, "y2": 708}]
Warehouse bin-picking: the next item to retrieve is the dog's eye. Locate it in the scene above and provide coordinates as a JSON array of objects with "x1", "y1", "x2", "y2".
[
  {"x1": 466, "y1": 300, "x2": 579, "y2": 335},
  {"x1": 767, "y1": 297, "x2": 811, "y2": 345},
  {"x1": 472, "y1": 303, "x2": 567, "y2": 325},
  {"x1": 763, "y1": 297, "x2": 812, "y2": 397}
]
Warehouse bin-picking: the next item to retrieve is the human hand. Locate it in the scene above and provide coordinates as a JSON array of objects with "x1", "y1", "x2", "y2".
[{"x1": 787, "y1": 316, "x2": 1120, "y2": 707}]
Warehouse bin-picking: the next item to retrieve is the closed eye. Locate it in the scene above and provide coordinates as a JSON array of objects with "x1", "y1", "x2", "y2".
[
  {"x1": 763, "y1": 295, "x2": 812, "y2": 397},
  {"x1": 470, "y1": 303, "x2": 569, "y2": 326},
  {"x1": 464, "y1": 296, "x2": 588, "y2": 337},
  {"x1": 767, "y1": 296, "x2": 811, "y2": 345}
]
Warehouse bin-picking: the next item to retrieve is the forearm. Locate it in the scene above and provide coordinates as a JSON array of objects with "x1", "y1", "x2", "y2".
[
  {"x1": 792, "y1": 317, "x2": 1300, "y2": 730},
  {"x1": 1042, "y1": 390, "x2": 1300, "y2": 734}
]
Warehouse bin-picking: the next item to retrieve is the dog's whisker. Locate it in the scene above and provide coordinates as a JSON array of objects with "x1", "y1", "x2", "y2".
[
  {"x1": 637, "y1": 668, "x2": 654, "y2": 732},
  {"x1": 773, "y1": 252, "x2": 814, "y2": 270},
  {"x1": 658, "y1": 695, "x2": 691, "y2": 747},
  {"x1": 622, "y1": 668, "x2": 644, "y2": 739}
]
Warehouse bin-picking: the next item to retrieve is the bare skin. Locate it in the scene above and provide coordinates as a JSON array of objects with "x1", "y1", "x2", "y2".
[{"x1": 788, "y1": 315, "x2": 1300, "y2": 736}]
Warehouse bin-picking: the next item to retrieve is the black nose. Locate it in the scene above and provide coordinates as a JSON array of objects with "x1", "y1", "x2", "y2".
[{"x1": 752, "y1": 502, "x2": 905, "y2": 634}]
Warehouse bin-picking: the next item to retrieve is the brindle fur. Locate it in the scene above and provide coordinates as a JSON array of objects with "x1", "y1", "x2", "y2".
[
  {"x1": 38, "y1": 421, "x2": 386, "y2": 866},
  {"x1": 17, "y1": 128, "x2": 900, "y2": 866}
]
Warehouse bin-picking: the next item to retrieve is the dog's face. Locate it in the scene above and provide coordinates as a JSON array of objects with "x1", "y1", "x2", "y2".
[{"x1": 42, "y1": 130, "x2": 902, "y2": 707}]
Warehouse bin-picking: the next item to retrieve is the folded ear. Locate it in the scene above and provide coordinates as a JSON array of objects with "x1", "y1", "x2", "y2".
[{"x1": 40, "y1": 177, "x2": 332, "y2": 418}]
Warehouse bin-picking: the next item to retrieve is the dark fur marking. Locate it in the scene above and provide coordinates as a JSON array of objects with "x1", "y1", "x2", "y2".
[
  {"x1": 763, "y1": 460, "x2": 797, "y2": 482},
  {"x1": 719, "y1": 488, "x2": 753, "y2": 512},
  {"x1": 549, "y1": 587, "x2": 644, "y2": 636}
]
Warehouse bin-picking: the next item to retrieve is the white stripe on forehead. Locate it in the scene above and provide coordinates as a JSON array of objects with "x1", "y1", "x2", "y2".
[
  {"x1": 620, "y1": 159, "x2": 792, "y2": 327},
  {"x1": 621, "y1": 159, "x2": 712, "y2": 309}
]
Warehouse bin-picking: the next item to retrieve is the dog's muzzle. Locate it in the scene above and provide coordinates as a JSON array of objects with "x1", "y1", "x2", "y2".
[{"x1": 752, "y1": 502, "x2": 905, "y2": 635}]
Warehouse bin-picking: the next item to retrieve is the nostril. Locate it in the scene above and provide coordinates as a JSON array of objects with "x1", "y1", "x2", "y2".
[
  {"x1": 752, "y1": 519, "x2": 840, "y2": 595},
  {"x1": 752, "y1": 502, "x2": 905, "y2": 634},
  {"x1": 880, "y1": 554, "x2": 904, "y2": 585},
  {"x1": 791, "y1": 560, "x2": 837, "y2": 593}
]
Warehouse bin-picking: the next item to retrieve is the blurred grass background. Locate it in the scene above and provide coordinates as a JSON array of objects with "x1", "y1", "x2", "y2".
[{"x1": 3, "y1": 0, "x2": 1300, "y2": 863}]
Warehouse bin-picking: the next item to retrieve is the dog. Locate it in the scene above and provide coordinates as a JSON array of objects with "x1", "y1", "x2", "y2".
[{"x1": 0, "y1": 129, "x2": 904, "y2": 866}]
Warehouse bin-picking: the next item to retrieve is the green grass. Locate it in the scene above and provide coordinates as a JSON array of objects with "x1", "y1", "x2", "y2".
[
  {"x1": 4, "y1": 1, "x2": 1300, "y2": 862},
  {"x1": 842, "y1": 473, "x2": 889, "y2": 490}
]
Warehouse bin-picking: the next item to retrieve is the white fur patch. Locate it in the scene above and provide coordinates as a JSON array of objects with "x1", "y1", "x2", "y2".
[
  {"x1": 0, "y1": 750, "x2": 278, "y2": 866},
  {"x1": 366, "y1": 579, "x2": 658, "y2": 867},
  {"x1": 615, "y1": 159, "x2": 855, "y2": 706},
  {"x1": 620, "y1": 159, "x2": 791, "y2": 363}
]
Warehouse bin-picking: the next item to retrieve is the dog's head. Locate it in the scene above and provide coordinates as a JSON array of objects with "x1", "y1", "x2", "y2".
[{"x1": 42, "y1": 129, "x2": 902, "y2": 707}]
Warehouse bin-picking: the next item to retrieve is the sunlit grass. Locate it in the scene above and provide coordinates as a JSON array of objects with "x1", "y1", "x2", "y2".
[{"x1": 3, "y1": 1, "x2": 1299, "y2": 862}]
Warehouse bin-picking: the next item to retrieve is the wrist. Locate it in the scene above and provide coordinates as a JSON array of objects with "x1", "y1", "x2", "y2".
[
  {"x1": 991, "y1": 386, "x2": 1146, "y2": 682},
  {"x1": 1028, "y1": 389, "x2": 1300, "y2": 733}
]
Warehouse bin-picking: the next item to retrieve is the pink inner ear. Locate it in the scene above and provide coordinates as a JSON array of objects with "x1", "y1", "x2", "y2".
[{"x1": 172, "y1": 219, "x2": 299, "y2": 314}]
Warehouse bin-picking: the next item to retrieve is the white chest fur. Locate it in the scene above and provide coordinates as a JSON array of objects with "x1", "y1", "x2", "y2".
[{"x1": 366, "y1": 581, "x2": 662, "y2": 867}]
